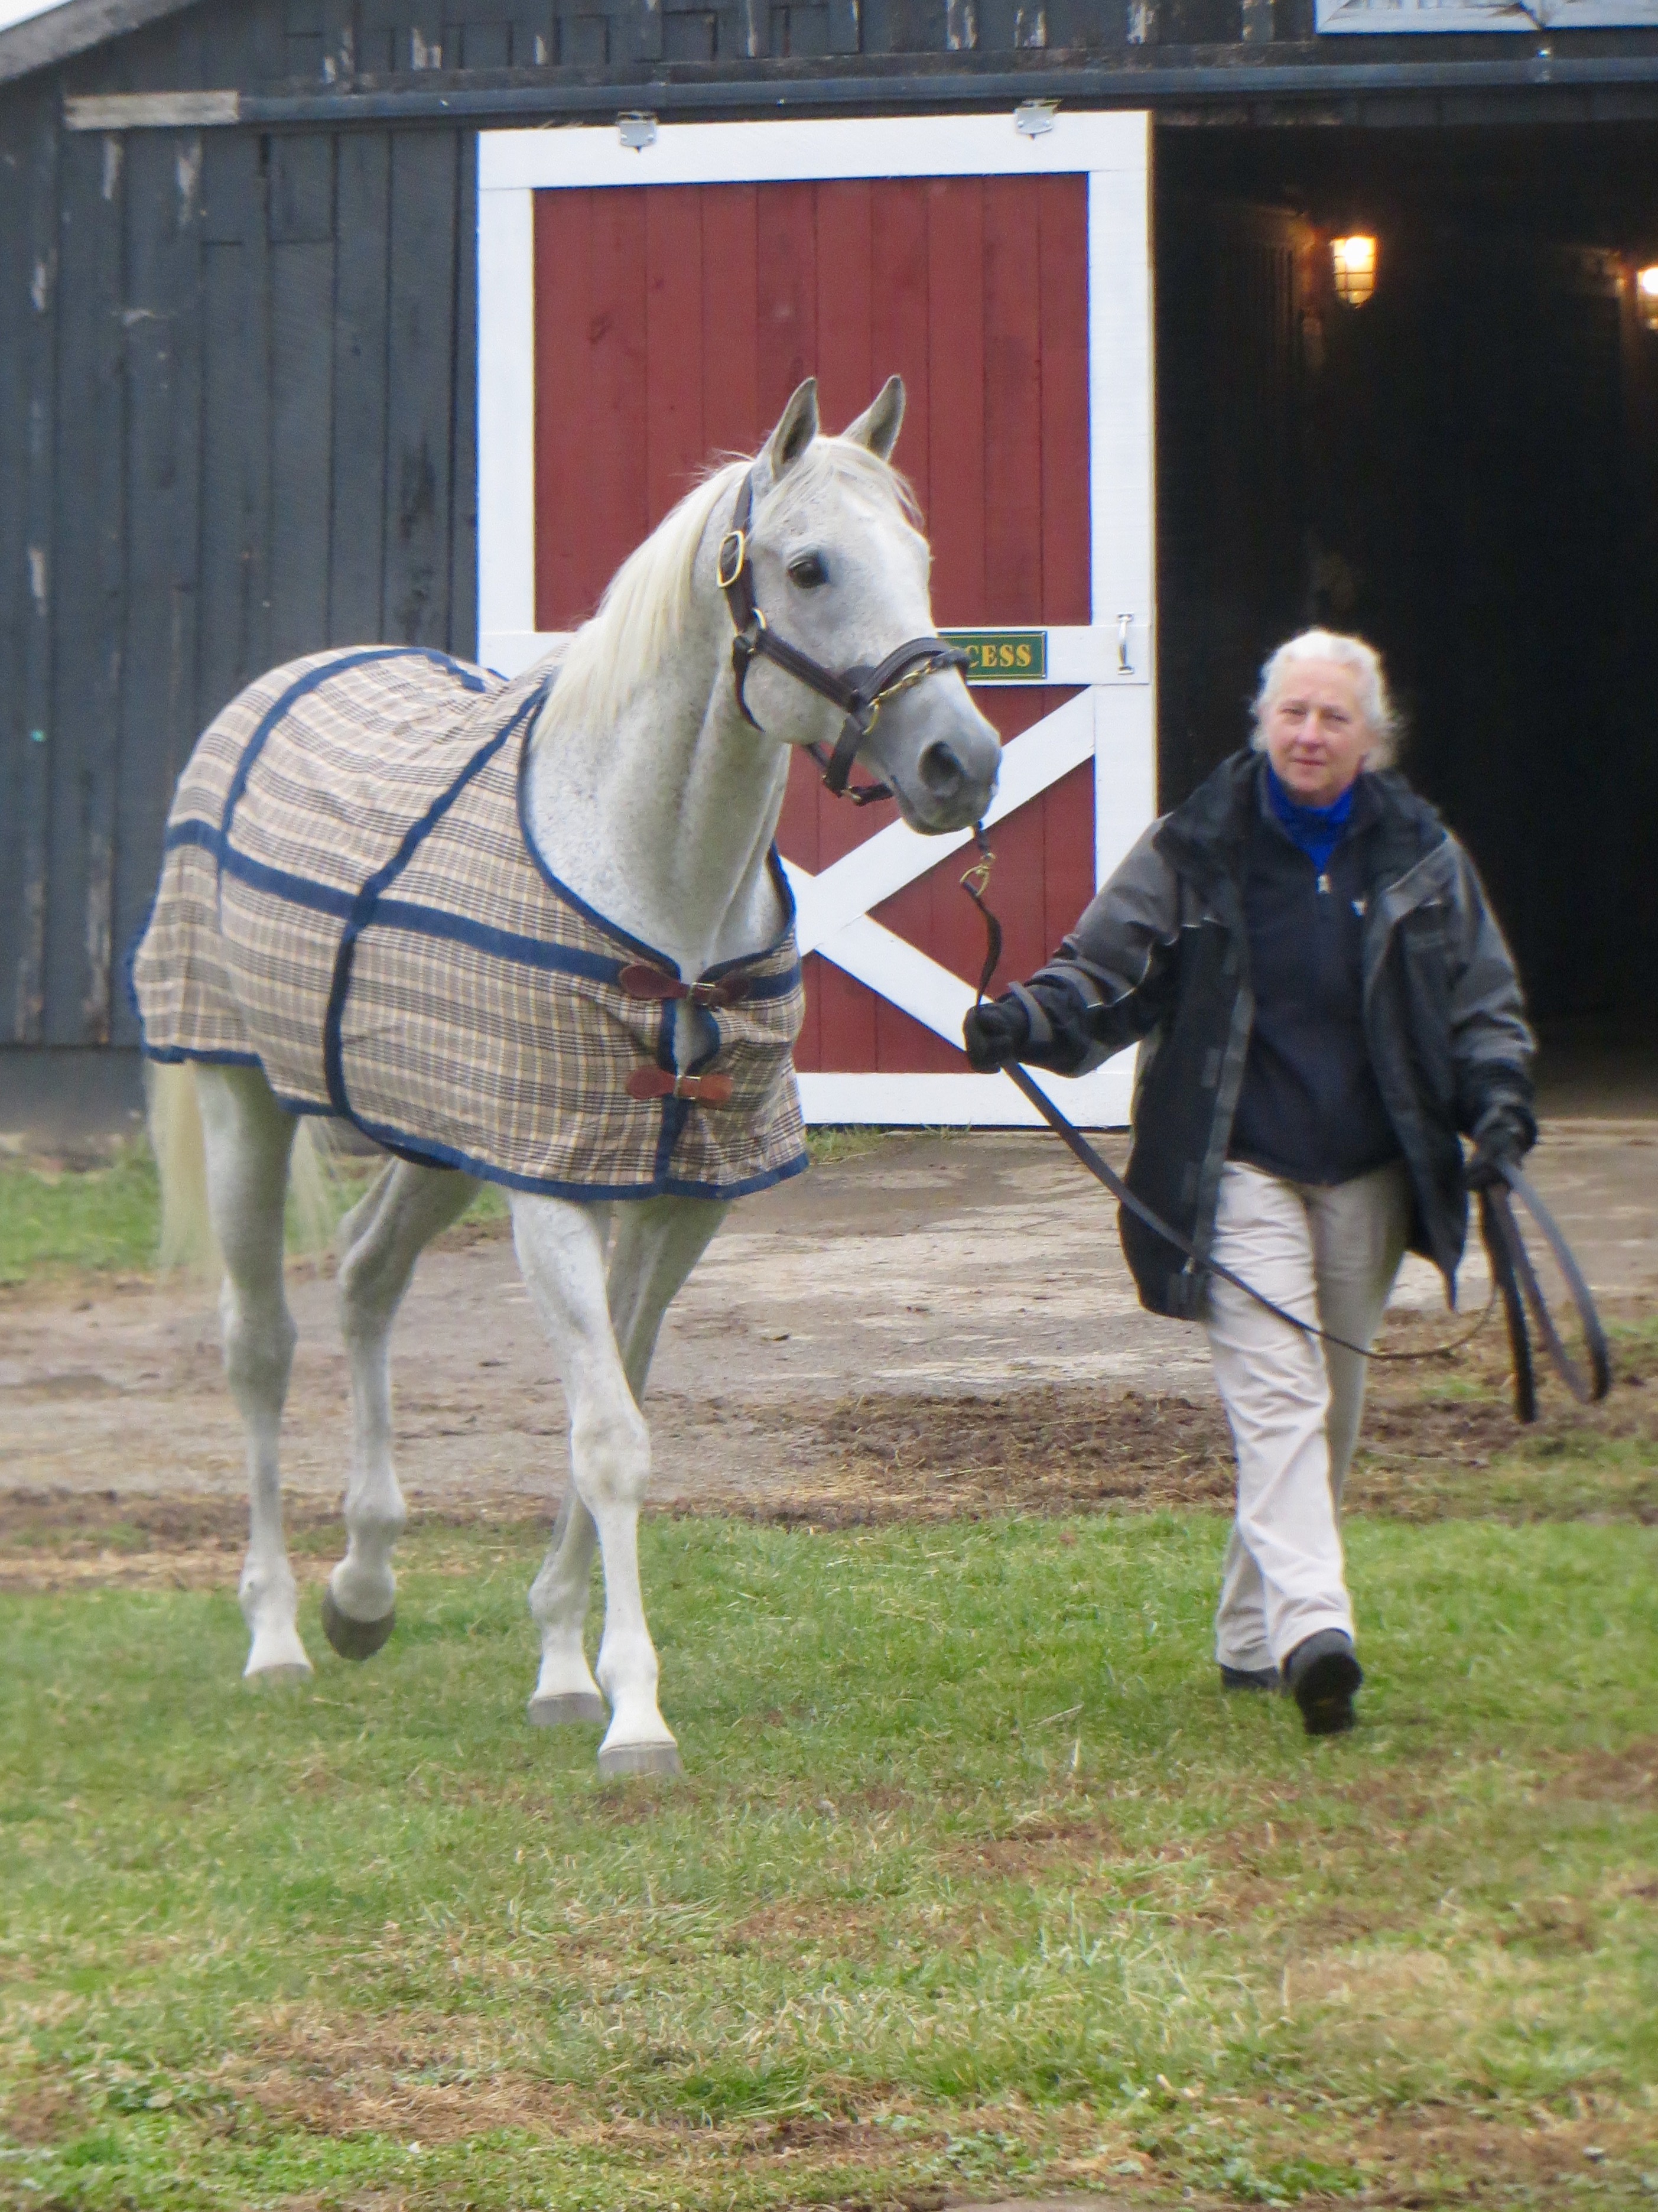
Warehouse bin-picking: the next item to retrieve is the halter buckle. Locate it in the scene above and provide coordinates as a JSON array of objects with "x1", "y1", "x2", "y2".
[{"x1": 716, "y1": 529, "x2": 747, "y2": 591}]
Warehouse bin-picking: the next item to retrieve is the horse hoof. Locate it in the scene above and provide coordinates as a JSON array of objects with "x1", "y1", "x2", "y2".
[
  {"x1": 528, "y1": 1691, "x2": 607, "y2": 1728},
  {"x1": 320, "y1": 1588, "x2": 395, "y2": 1661},
  {"x1": 598, "y1": 1740, "x2": 682, "y2": 1780}
]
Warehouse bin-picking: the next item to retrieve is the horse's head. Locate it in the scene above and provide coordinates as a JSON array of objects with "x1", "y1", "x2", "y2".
[{"x1": 723, "y1": 379, "x2": 1002, "y2": 835}]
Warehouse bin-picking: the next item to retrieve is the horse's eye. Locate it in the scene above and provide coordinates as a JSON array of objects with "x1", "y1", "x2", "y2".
[{"x1": 788, "y1": 552, "x2": 829, "y2": 590}]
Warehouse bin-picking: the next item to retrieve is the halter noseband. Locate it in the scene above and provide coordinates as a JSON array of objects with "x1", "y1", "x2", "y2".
[{"x1": 717, "y1": 467, "x2": 970, "y2": 807}]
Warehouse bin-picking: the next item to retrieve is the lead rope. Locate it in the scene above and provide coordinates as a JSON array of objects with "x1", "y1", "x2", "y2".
[{"x1": 959, "y1": 829, "x2": 1610, "y2": 1418}]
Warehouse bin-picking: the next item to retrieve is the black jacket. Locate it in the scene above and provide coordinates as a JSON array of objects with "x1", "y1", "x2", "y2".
[
  {"x1": 1227, "y1": 769, "x2": 1402, "y2": 1187},
  {"x1": 1007, "y1": 751, "x2": 1535, "y2": 1320}
]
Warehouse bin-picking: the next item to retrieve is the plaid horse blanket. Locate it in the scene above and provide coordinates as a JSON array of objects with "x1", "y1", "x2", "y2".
[{"x1": 131, "y1": 647, "x2": 809, "y2": 1201}]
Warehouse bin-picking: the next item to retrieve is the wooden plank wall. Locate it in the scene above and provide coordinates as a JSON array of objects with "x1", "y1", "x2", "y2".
[
  {"x1": 0, "y1": 88, "x2": 58, "y2": 1047},
  {"x1": 50, "y1": 0, "x2": 1268, "y2": 102},
  {"x1": 0, "y1": 2, "x2": 482, "y2": 1053},
  {"x1": 531, "y1": 174, "x2": 1094, "y2": 1076}
]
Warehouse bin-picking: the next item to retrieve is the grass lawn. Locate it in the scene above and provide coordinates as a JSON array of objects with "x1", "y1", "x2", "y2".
[
  {"x1": 2, "y1": 1511, "x2": 1655, "y2": 2211},
  {"x1": 0, "y1": 1146, "x2": 168, "y2": 1285},
  {"x1": 0, "y1": 1128, "x2": 892, "y2": 1287}
]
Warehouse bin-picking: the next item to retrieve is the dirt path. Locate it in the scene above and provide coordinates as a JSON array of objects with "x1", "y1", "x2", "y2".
[{"x1": 4, "y1": 1123, "x2": 1655, "y2": 1529}]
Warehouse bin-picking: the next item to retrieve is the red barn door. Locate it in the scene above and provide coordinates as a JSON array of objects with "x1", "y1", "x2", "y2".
[{"x1": 477, "y1": 118, "x2": 1156, "y2": 1124}]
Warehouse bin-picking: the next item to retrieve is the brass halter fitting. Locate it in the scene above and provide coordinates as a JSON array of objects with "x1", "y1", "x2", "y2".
[{"x1": 716, "y1": 529, "x2": 747, "y2": 592}]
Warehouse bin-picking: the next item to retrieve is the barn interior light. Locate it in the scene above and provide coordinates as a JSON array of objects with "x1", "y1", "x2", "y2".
[
  {"x1": 1331, "y1": 235, "x2": 1378, "y2": 308},
  {"x1": 1637, "y1": 264, "x2": 1658, "y2": 331}
]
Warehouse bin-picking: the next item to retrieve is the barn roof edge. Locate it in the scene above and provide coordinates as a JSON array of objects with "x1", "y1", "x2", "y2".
[
  {"x1": 50, "y1": 46, "x2": 1658, "y2": 128},
  {"x1": 0, "y1": 0, "x2": 196, "y2": 88}
]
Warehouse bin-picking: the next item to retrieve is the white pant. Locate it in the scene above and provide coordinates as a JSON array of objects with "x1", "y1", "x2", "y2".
[{"x1": 1204, "y1": 1159, "x2": 1411, "y2": 1672}]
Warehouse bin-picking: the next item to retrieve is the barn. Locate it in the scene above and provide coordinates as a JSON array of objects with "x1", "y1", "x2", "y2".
[{"x1": 4, "y1": 0, "x2": 1657, "y2": 1139}]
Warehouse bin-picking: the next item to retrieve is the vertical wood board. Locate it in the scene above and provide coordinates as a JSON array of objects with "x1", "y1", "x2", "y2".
[
  {"x1": 11, "y1": 102, "x2": 58, "y2": 1045},
  {"x1": 44, "y1": 129, "x2": 125, "y2": 1044},
  {"x1": 382, "y1": 129, "x2": 459, "y2": 642},
  {"x1": 112, "y1": 128, "x2": 205, "y2": 1047},
  {"x1": 329, "y1": 129, "x2": 394, "y2": 646}
]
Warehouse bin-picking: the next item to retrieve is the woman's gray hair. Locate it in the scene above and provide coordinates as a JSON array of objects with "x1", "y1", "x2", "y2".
[{"x1": 1250, "y1": 629, "x2": 1399, "y2": 768}]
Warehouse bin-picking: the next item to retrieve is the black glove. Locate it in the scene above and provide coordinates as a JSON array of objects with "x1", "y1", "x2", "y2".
[
  {"x1": 1464, "y1": 1097, "x2": 1536, "y2": 1191},
  {"x1": 962, "y1": 993, "x2": 1030, "y2": 1071}
]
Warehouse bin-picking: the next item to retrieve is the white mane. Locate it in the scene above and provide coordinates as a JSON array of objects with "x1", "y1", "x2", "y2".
[{"x1": 531, "y1": 438, "x2": 918, "y2": 748}]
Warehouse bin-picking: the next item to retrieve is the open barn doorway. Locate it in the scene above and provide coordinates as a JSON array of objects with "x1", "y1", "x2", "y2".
[{"x1": 1153, "y1": 122, "x2": 1658, "y2": 1114}]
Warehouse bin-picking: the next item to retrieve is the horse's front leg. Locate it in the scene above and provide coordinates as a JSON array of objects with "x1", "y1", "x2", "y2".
[
  {"x1": 522, "y1": 1197, "x2": 729, "y2": 1737},
  {"x1": 609, "y1": 1194, "x2": 731, "y2": 1401},
  {"x1": 512, "y1": 1195, "x2": 681, "y2": 1775}
]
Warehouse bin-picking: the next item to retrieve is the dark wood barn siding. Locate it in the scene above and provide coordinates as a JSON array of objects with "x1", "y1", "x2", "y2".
[
  {"x1": 1, "y1": 85, "x2": 62, "y2": 1050},
  {"x1": 0, "y1": 5, "x2": 480, "y2": 1052},
  {"x1": 29, "y1": 0, "x2": 1300, "y2": 109}
]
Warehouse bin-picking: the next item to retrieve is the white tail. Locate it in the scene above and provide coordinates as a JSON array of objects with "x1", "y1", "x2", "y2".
[
  {"x1": 145, "y1": 1062, "x2": 217, "y2": 1272},
  {"x1": 145, "y1": 1061, "x2": 337, "y2": 1275}
]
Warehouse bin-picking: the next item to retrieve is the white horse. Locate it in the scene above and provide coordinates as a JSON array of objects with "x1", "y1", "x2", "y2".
[{"x1": 144, "y1": 378, "x2": 1000, "y2": 1776}]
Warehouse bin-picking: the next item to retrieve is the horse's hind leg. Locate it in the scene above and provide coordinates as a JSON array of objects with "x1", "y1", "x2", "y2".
[
  {"x1": 324, "y1": 1161, "x2": 479, "y2": 1658},
  {"x1": 195, "y1": 1065, "x2": 307, "y2": 1681},
  {"x1": 524, "y1": 1197, "x2": 727, "y2": 1734}
]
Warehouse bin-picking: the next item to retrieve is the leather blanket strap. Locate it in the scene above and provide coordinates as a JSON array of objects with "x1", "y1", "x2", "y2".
[
  {"x1": 959, "y1": 832, "x2": 1611, "y2": 1425},
  {"x1": 717, "y1": 468, "x2": 969, "y2": 806},
  {"x1": 618, "y1": 962, "x2": 751, "y2": 1009},
  {"x1": 625, "y1": 1068, "x2": 737, "y2": 1105}
]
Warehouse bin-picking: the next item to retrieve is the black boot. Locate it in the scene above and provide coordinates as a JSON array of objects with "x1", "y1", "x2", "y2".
[
  {"x1": 1219, "y1": 1662, "x2": 1281, "y2": 1693},
  {"x1": 1283, "y1": 1629, "x2": 1363, "y2": 1736}
]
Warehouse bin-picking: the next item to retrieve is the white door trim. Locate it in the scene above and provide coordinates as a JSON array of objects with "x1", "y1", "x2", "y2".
[
  {"x1": 477, "y1": 109, "x2": 1149, "y2": 194},
  {"x1": 476, "y1": 112, "x2": 1155, "y2": 1128}
]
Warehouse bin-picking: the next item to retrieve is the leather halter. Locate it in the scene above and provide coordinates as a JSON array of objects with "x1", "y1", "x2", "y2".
[{"x1": 717, "y1": 467, "x2": 970, "y2": 806}]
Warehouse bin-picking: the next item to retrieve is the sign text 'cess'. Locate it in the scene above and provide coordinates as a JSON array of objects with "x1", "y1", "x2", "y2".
[{"x1": 942, "y1": 629, "x2": 1049, "y2": 683}]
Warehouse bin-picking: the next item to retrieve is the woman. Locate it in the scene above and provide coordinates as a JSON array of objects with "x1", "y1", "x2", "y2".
[{"x1": 963, "y1": 630, "x2": 1535, "y2": 1736}]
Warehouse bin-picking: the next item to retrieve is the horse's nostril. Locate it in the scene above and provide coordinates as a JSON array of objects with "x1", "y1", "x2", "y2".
[{"x1": 919, "y1": 740, "x2": 964, "y2": 795}]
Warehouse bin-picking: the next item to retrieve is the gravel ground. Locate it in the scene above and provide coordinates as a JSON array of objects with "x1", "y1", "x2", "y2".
[{"x1": 3, "y1": 1121, "x2": 1654, "y2": 1521}]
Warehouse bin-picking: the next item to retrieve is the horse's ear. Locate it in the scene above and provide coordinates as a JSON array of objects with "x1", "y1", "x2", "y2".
[
  {"x1": 759, "y1": 378, "x2": 820, "y2": 485},
  {"x1": 843, "y1": 376, "x2": 905, "y2": 461}
]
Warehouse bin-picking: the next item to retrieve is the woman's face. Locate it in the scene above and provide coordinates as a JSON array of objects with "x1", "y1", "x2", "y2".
[{"x1": 1261, "y1": 658, "x2": 1374, "y2": 808}]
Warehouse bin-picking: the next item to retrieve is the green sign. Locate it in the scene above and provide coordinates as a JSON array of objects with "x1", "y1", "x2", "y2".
[{"x1": 942, "y1": 629, "x2": 1048, "y2": 683}]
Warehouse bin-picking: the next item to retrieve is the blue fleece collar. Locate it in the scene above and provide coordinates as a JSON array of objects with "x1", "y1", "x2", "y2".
[{"x1": 1264, "y1": 763, "x2": 1359, "y2": 872}]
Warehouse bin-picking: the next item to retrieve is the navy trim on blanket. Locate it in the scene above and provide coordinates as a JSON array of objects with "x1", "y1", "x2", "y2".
[
  {"x1": 516, "y1": 753, "x2": 684, "y2": 972},
  {"x1": 323, "y1": 683, "x2": 552, "y2": 1119},
  {"x1": 138, "y1": 1036, "x2": 810, "y2": 1201},
  {"x1": 515, "y1": 739, "x2": 799, "y2": 988},
  {"x1": 703, "y1": 847, "x2": 801, "y2": 978},
  {"x1": 164, "y1": 816, "x2": 638, "y2": 989},
  {"x1": 123, "y1": 889, "x2": 158, "y2": 1036},
  {"x1": 165, "y1": 818, "x2": 360, "y2": 920},
  {"x1": 651, "y1": 999, "x2": 682, "y2": 1184},
  {"x1": 219, "y1": 647, "x2": 490, "y2": 852},
  {"x1": 730, "y1": 963, "x2": 803, "y2": 1002},
  {"x1": 141, "y1": 1044, "x2": 264, "y2": 1069},
  {"x1": 368, "y1": 900, "x2": 628, "y2": 984},
  {"x1": 342, "y1": 1097, "x2": 811, "y2": 1203}
]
